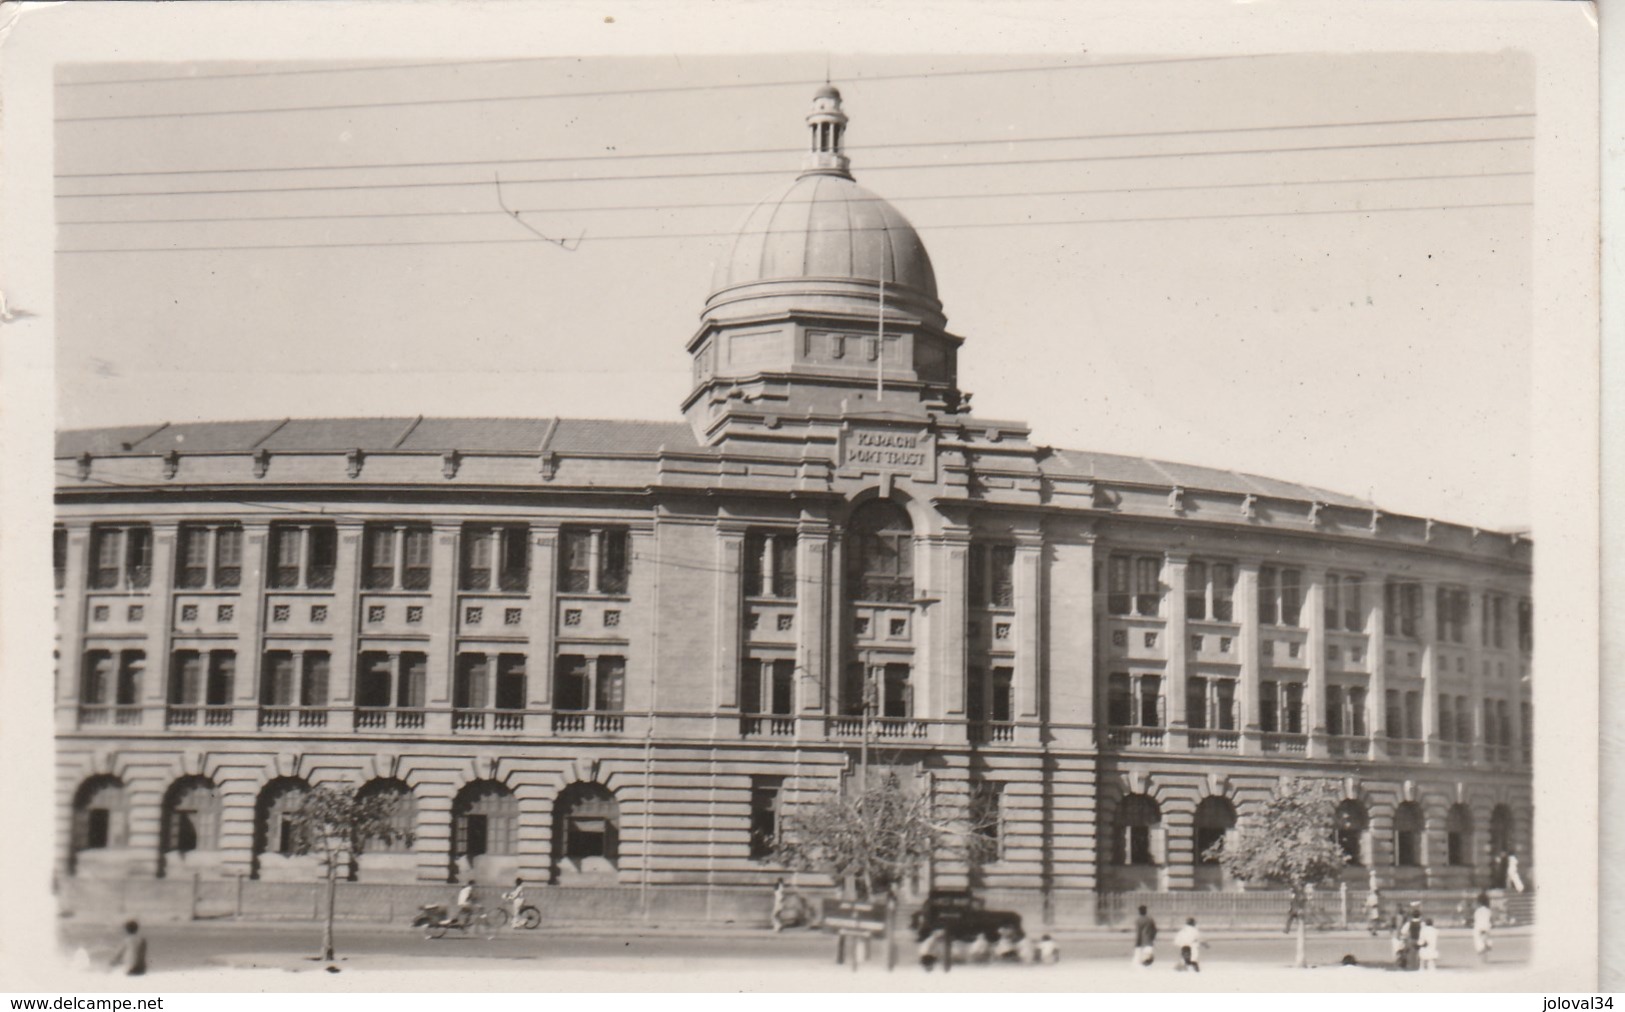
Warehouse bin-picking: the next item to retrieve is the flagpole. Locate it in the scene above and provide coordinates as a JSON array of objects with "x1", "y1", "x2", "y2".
[{"x1": 876, "y1": 237, "x2": 886, "y2": 400}]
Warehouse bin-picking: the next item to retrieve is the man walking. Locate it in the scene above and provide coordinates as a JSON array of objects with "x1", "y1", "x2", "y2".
[
  {"x1": 1132, "y1": 905, "x2": 1158, "y2": 968},
  {"x1": 109, "y1": 920, "x2": 147, "y2": 977},
  {"x1": 1175, "y1": 917, "x2": 1202, "y2": 972},
  {"x1": 1472, "y1": 893, "x2": 1494, "y2": 964}
]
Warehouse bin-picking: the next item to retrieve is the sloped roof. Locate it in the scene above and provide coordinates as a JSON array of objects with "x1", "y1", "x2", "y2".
[{"x1": 1044, "y1": 448, "x2": 1370, "y2": 509}]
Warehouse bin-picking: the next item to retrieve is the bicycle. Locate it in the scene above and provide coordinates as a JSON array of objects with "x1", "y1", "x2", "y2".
[{"x1": 415, "y1": 902, "x2": 507, "y2": 940}]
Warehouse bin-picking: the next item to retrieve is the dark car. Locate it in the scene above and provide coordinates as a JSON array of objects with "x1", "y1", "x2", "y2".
[{"x1": 909, "y1": 890, "x2": 1023, "y2": 942}]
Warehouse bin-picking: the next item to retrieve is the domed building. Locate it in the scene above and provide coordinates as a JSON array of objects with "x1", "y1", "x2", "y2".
[{"x1": 53, "y1": 87, "x2": 1532, "y2": 927}]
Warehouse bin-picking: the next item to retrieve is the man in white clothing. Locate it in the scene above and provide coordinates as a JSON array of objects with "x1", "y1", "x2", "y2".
[{"x1": 1174, "y1": 917, "x2": 1202, "y2": 972}]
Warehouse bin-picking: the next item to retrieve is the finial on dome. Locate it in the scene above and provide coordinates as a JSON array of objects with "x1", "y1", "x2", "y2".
[{"x1": 802, "y1": 83, "x2": 851, "y2": 178}]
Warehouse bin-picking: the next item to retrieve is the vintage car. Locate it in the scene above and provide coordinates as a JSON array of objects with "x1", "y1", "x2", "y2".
[{"x1": 909, "y1": 889, "x2": 1024, "y2": 942}]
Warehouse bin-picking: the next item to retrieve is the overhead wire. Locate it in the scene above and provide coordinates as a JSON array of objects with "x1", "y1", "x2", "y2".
[{"x1": 57, "y1": 56, "x2": 583, "y2": 88}]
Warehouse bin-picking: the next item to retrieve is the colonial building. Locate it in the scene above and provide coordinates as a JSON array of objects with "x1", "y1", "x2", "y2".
[{"x1": 54, "y1": 86, "x2": 1532, "y2": 924}]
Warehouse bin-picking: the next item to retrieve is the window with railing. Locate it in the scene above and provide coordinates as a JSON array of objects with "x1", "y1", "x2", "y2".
[
  {"x1": 362, "y1": 525, "x2": 432, "y2": 591},
  {"x1": 167, "y1": 649, "x2": 236, "y2": 726},
  {"x1": 453, "y1": 652, "x2": 528, "y2": 728},
  {"x1": 1185, "y1": 560, "x2": 1236, "y2": 622},
  {"x1": 1107, "y1": 554, "x2": 1164, "y2": 617},
  {"x1": 744, "y1": 531, "x2": 797, "y2": 600},
  {"x1": 81, "y1": 649, "x2": 144, "y2": 724},
  {"x1": 1185, "y1": 675, "x2": 1237, "y2": 732},
  {"x1": 968, "y1": 543, "x2": 1015, "y2": 608},
  {"x1": 1385, "y1": 688, "x2": 1422, "y2": 740},
  {"x1": 1259, "y1": 566, "x2": 1303, "y2": 627},
  {"x1": 846, "y1": 500, "x2": 914, "y2": 604},
  {"x1": 461, "y1": 525, "x2": 530, "y2": 592},
  {"x1": 558, "y1": 528, "x2": 632, "y2": 595},
  {"x1": 553, "y1": 654, "x2": 626, "y2": 729},
  {"x1": 967, "y1": 665, "x2": 1014, "y2": 741},
  {"x1": 1107, "y1": 672, "x2": 1163, "y2": 728},
  {"x1": 1325, "y1": 573, "x2": 1364, "y2": 632},
  {"x1": 176, "y1": 523, "x2": 242, "y2": 590},
  {"x1": 741, "y1": 657, "x2": 795, "y2": 719},
  {"x1": 1260, "y1": 680, "x2": 1304, "y2": 734},
  {"x1": 355, "y1": 651, "x2": 426, "y2": 727},
  {"x1": 88, "y1": 525, "x2": 152, "y2": 591},
  {"x1": 1384, "y1": 581, "x2": 1421, "y2": 638},
  {"x1": 881, "y1": 663, "x2": 912, "y2": 719},
  {"x1": 267, "y1": 523, "x2": 338, "y2": 589},
  {"x1": 1436, "y1": 586, "x2": 1469, "y2": 643},
  {"x1": 54, "y1": 527, "x2": 67, "y2": 591}
]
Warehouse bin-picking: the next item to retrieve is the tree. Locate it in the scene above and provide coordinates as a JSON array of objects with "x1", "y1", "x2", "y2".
[
  {"x1": 1208, "y1": 777, "x2": 1349, "y2": 968},
  {"x1": 775, "y1": 770, "x2": 998, "y2": 900},
  {"x1": 284, "y1": 784, "x2": 412, "y2": 962}
]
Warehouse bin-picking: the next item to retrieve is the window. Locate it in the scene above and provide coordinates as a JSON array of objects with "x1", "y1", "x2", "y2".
[
  {"x1": 971, "y1": 779, "x2": 1004, "y2": 859},
  {"x1": 355, "y1": 651, "x2": 425, "y2": 710},
  {"x1": 1261, "y1": 680, "x2": 1279, "y2": 732},
  {"x1": 1455, "y1": 694, "x2": 1472, "y2": 744},
  {"x1": 1281, "y1": 682, "x2": 1304, "y2": 734},
  {"x1": 269, "y1": 524, "x2": 338, "y2": 590},
  {"x1": 1385, "y1": 581, "x2": 1421, "y2": 638},
  {"x1": 54, "y1": 528, "x2": 67, "y2": 590},
  {"x1": 1194, "y1": 796, "x2": 1236, "y2": 863},
  {"x1": 881, "y1": 663, "x2": 912, "y2": 719},
  {"x1": 453, "y1": 781, "x2": 517, "y2": 861},
  {"x1": 362, "y1": 525, "x2": 432, "y2": 591},
  {"x1": 1517, "y1": 599, "x2": 1533, "y2": 653},
  {"x1": 1259, "y1": 566, "x2": 1304, "y2": 626},
  {"x1": 261, "y1": 652, "x2": 298, "y2": 706},
  {"x1": 80, "y1": 650, "x2": 113, "y2": 705},
  {"x1": 1326, "y1": 573, "x2": 1364, "y2": 632},
  {"x1": 1184, "y1": 561, "x2": 1236, "y2": 622},
  {"x1": 207, "y1": 652, "x2": 235, "y2": 706},
  {"x1": 558, "y1": 528, "x2": 632, "y2": 595},
  {"x1": 553, "y1": 654, "x2": 625, "y2": 712},
  {"x1": 741, "y1": 658, "x2": 795, "y2": 716},
  {"x1": 1436, "y1": 586, "x2": 1468, "y2": 643},
  {"x1": 847, "y1": 500, "x2": 914, "y2": 603},
  {"x1": 455, "y1": 654, "x2": 490, "y2": 711},
  {"x1": 1325, "y1": 685, "x2": 1345, "y2": 736},
  {"x1": 301, "y1": 653, "x2": 329, "y2": 707},
  {"x1": 174, "y1": 524, "x2": 242, "y2": 589},
  {"x1": 1404, "y1": 691, "x2": 1422, "y2": 740},
  {"x1": 1107, "y1": 673, "x2": 1133, "y2": 727},
  {"x1": 88, "y1": 526, "x2": 152, "y2": 591},
  {"x1": 1134, "y1": 557, "x2": 1162, "y2": 617},
  {"x1": 1106, "y1": 554, "x2": 1163, "y2": 617},
  {"x1": 1336, "y1": 800, "x2": 1368, "y2": 865},
  {"x1": 969, "y1": 543, "x2": 1015, "y2": 608},
  {"x1": 255, "y1": 779, "x2": 311, "y2": 865},
  {"x1": 1496, "y1": 699, "x2": 1512, "y2": 748},
  {"x1": 73, "y1": 777, "x2": 129, "y2": 856},
  {"x1": 749, "y1": 777, "x2": 784, "y2": 860},
  {"x1": 553, "y1": 783, "x2": 619, "y2": 869},
  {"x1": 1393, "y1": 802, "x2": 1423, "y2": 867},
  {"x1": 495, "y1": 655, "x2": 526, "y2": 710},
  {"x1": 1483, "y1": 593, "x2": 1506, "y2": 649},
  {"x1": 1482, "y1": 699, "x2": 1498, "y2": 746},
  {"x1": 162, "y1": 777, "x2": 220, "y2": 858},
  {"x1": 1348, "y1": 686, "x2": 1368, "y2": 737},
  {"x1": 1113, "y1": 794, "x2": 1161, "y2": 866},
  {"x1": 357, "y1": 779, "x2": 415, "y2": 854},
  {"x1": 1446, "y1": 804, "x2": 1473, "y2": 866},
  {"x1": 744, "y1": 531, "x2": 797, "y2": 599},
  {"x1": 461, "y1": 524, "x2": 530, "y2": 592},
  {"x1": 597, "y1": 656, "x2": 626, "y2": 712},
  {"x1": 1136, "y1": 674, "x2": 1162, "y2": 727},
  {"x1": 1385, "y1": 689, "x2": 1402, "y2": 739},
  {"x1": 84, "y1": 650, "x2": 145, "y2": 707},
  {"x1": 1437, "y1": 694, "x2": 1454, "y2": 741}
]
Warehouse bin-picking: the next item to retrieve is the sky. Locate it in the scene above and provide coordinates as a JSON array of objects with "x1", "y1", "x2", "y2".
[{"x1": 53, "y1": 51, "x2": 1534, "y2": 530}]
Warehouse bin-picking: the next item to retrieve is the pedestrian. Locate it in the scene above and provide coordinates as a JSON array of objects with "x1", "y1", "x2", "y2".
[
  {"x1": 918, "y1": 928, "x2": 950, "y2": 972},
  {"x1": 1172, "y1": 917, "x2": 1201, "y2": 972},
  {"x1": 1472, "y1": 894, "x2": 1494, "y2": 964},
  {"x1": 1016, "y1": 933, "x2": 1037, "y2": 964},
  {"x1": 994, "y1": 924, "x2": 1020, "y2": 962},
  {"x1": 1505, "y1": 851, "x2": 1526, "y2": 892},
  {"x1": 1037, "y1": 934, "x2": 1060, "y2": 964},
  {"x1": 456, "y1": 878, "x2": 476, "y2": 925},
  {"x1": 1418, "y1": 917, "x2": 1439, "y2": 971},
  {"x1": 770, "y1": 878, "x2": 788, "y2": 932},
  {"x1": 1404, "y1": 903, "x2": 1424, "y2": 972},
  {"x1": 1132, "y1": 904, "x2": 1158, "y2": 968},
  {"x1": 1365, "y1": 886, "x2": 1383, "y2": 936},
  {"x1": 502, "y1": 877, "x2": 526, "y2": 926},
  {"x1": 968, "y1": 932, "x2": 992, "y2": 964},
  {"x1": 1283, "y1": 891, "x2": 1303, "y2": 934},
  {"x1": 108, "y1": 920, "x2": 147, "y2": 977}
]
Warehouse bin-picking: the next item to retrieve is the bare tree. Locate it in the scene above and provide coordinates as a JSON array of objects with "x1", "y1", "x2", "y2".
[
  {"x1": 1209, "y1": 777, "x2": 1349, "y2": 968},
  {"x1": 284, "y1": 784, "x2": 412, "y2": 962}
]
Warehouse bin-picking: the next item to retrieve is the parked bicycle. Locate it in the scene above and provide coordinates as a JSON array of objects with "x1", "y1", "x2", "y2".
[{"x1": 414, "y1": 902, "x2": 506, "y2": 939}]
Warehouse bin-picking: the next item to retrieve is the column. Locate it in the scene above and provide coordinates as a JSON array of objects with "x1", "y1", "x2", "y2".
[
  {"x1": 1236, "y1": 562, "x2": 1262, "y2": 754},
  {"x1": 1044, "y1": 528, "x2": 1095, "y2": 750},
  {"x1": 1466, "y1": 588, "x2": 1486, "y2": 763},
  {"x1": 797, "y1": 519, "x2": 831, "y2": 717},
  {"x1": 624, "y1": 526, "x2": 657, "y2": 721},
  {"x1": 1163, "y1": 555, "x2": 1190, "y2": 739},
  {"x1": 934, "y1": 528, "x2": 970, "y2": 720},
  {"x1": 329, "y1": 521, "x2": 364, "y2": 705},
  {"x1": 527, "y1": 523, "x2": 558, "y2": 709},
  {"x1": 147, "y1": 522, "x2": 181, "y2": 719},
  {"x1": 715, "y1": 526, "x2": 745, "y2": 711},
  {"x1": 1304, "y1": 567, "x2": 1327, "y2": 757},
  {"x1": 1013, "y1": 532, "x2": 1044, "y2": 730},
  {"x1": 588, "y1": 530, "x2": 603, "y2": 594},
  {"x1": 391, "y1": 526, "x2": 405, "y2": 589},
  {"x1": 1368, "y1": 579, "x2": 1388, "y2": 757},
  {"x1": 233, "y1": 520, "x2": 273, "y2": 725},
  {"x1": 57, "y1": 525, "x2": 91, "y2": 718},
  {"x1": 424, "y1": 522, "x2": 459, "y2": 733},
  {"x1": 1419, "y1": 580, "x2": 1439, "y2": 762}
]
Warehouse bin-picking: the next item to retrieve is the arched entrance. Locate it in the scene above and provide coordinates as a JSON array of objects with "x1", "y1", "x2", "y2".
[
  {"x1": 159, "y1": 776, "x2": 220, "y2": 878},
  {"x1": 1192, "y1": 795, "x2": 1237, "y2": 890},
  {"x1": 355, "y1": 778, "x2": 417, "y2": 883},
  {"x1": 1336, "y1": 799, "x2": 1369, "y2": 867},
  {"x1": 71, "y1": 776, "x2": 128, "y2": 875},
  {"x1": 451, "y1": 780, "x2": 517, "y2": 883},
  {"x1": 552, "y1": 782, "x2": 620, "y2": 883},
  {"x1": 252, "y1": 777, "x2": 311, "y2": 880}
]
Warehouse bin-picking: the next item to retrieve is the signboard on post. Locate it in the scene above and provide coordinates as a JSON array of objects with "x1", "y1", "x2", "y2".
[{"x1": 822, "y1": 899, "x2": 887, "y2": 934}]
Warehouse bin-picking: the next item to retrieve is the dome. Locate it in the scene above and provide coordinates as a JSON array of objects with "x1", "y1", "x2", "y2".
[{"x1": 708, "y1": 172, "x2": 939, "y2": 304}]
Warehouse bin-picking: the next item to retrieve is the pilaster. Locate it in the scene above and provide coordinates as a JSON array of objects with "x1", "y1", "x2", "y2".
[
  {"x1": 1237, "y1": 562, "x2": 1262, "y2": 753},
  {"x1": 797, "y1": 520, "x2": 831, "y2": 716},
  {"x1": 527, "y1": 523, "x2": 559, "y2": 708},
  {"x1": 329, "y1": 521, "x2": 364, "y2": 705},
  {"x1": 1163, "y1": 555, "x2": 1189, "y2": 731},
  {"x1": 1303, "y1": 566, "x2": 1327, "y2": 757}
]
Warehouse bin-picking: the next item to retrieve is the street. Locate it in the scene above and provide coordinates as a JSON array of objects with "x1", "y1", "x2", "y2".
[{"x1": 57, "y1": 919, "x2": 1532, "y2": 979}]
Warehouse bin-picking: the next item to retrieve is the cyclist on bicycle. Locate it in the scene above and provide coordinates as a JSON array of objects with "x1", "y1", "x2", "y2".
[
  {"x1": 503, "y1": 877, "x2": 527, "y2": 927},
  {"x1": 455, "y1": 879, "x2": 477, "y2": 926}
]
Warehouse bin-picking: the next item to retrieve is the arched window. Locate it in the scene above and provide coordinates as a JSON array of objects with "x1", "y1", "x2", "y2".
[
  {"x1": 1446, "y1": 804, "x2": 1473, "y2": 866},
  {"x1": 452, "y1": 781, "x2": 517, "y2": 863},
  {"x1": 72, "y1": 776, "x2": 128, "y2": 868},
  {"x1": 1113, "y1": 793, "x2": 1161, "y2": 866},
  {"x1": 253, "y1": 778, "x2": 311, "y2": 875},
  {"x1": 846, "y1": 500, "x2": 914, "y2": 603},
  {"x1": 161, "y1": 777, "x2": 220, "y2": 864},
  {"x1": 553, "y1": 783, "x2": 621, "y2": 873},
  {"x1": 357, "y1": 779, "x2": 416, "y2": 854},
  {"x1": 1392, "y1": 801, "x2": 1423, "y2": 867},
  {"x1": 1336, "y1": 799, "x2": 1369, "y2": 866},
  {"x1": 1489, "y1": 804, "x2": 1515, "y2": 886},
  {"x1": 1193, "y1": 796, "x2": 1237, "y2": 864}
]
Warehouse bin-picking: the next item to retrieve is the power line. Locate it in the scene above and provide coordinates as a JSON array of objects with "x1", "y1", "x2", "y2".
[
  {"x1": 58, "y1": 56, "x2": 579, "y2": 88},
  {"x1": 56, "y1": 200, "x2": 1533, "y2": 255},
  {"x1": 54, "y1": 113, "x2": 1534, "y2": 180},
  {"x1": 53, "y1": 55, "x2": 1258, "y2": 124},
  {"x1": 55, "y1": 135, "x2": 1534, "y2": 201},
  {"x1": 58, "y1": 171, "x2": 1534, "y2": 229}
]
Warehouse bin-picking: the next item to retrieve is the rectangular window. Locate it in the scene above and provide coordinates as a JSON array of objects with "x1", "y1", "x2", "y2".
[
  {"x1": 1261, "y1": 680, "x2": 1279, "y2": 733},
  {"x1": 749, "y1": 777, "x2": 783, "y2": 861},
  {"x1": 769, "y1": 659, "x2": 795, "y2": 715},
  {"x1": 1489, "y1": 595, "x2": 1505, "y2": 649},
  {"x1": 1455, "y1": 694, "x2": 1472, "y2": 744},
  {"x1": 554, "y1": 655, "x2": 590, "y2": 711},
  {"x1": 269, "y1": 524, "x2": 337, "y2": 589},
  {"x1": 261, "y1": 651, "x2": 297, "y2": 706},
  {"x1": 461, "y1": 529, "x2": 495, "y2": 591},
  {"x1": 206, "y1": 651, "x2": 234, "y2": 706},
  {"x1": 1482, "y1": 698, "x2": 1498, "y2": 746},
  {"x1": 1404, "y1": 690, "x2": 1422, "y2": 740},
  {"x1": 1326, "y1": 684, "x2": 1345, "y2": 736},
  {"x1": 744, "y1": 532, "x2": 797, "y2": 599},
  {"x1": 1343, "y1": 576, "x2": 1363, "y2": 632},
  {"x1": 177, "y1": 526, "x2": 211, "y2": 588},
  {"x1": 1282, "y1": 681, "x2": 1304, "y2": 734},
  {"x1": 1107, "y1": 673, "x2": 1132, "y2": 727},
  {"x1": 269, "y1": 526, "x2": 303, "y2": 588},
  {"x1": 1348, "y1": 686, "x2": 1368, "y2": 737},
  {"x1": 881, "y1": 663, "x2": 912, "y2": 719},
  {"x1": 559, "y1": 531, "x2": 592, "y2": 592},
  {"x1": 1107, "y1": 557, "x2": 1131, "y2": 616},
  {"x1": 599, "y1": 530, "x2": 630, "y2": 595},
  {"x1": 401, "y1": 528, "x2": 432, "y2": 590},
  {"x1": 356, "y1": 653, "x2": 393, "y2": 709},
  {"x1": 91, "y1": 528, "x2": 122, "y2": 589},
  {"x1": 1216, "y1": 679, "x2": 1237, "y2": 731},
  {"x1": 54, "y1": 528, "x2": 68, "y2": 591},
  {"x1": 1134, "y1": 557, "x2": 1162, "y2": 617},
  {"x1": 595, "y1": 656, "x2": 626, "y2": 712},
  {"x1": 1259, "y1": 567, "x2": 1279, "y2": 626},
  {"x1": 1137, "y1": 674, "x2": 1162, "y2": 727},
  {"x1": 461, "y1": 525, "x2": 530, "y2": 592},
  {"x1": 397, "y1": 653, "x2": 427, "y2": 709},
  {"x1": 1386, "y1": 581, "x2": 1420, "y2": 638},
  {"x1": 1279, "y1": 569, "x2": 1303, "y2": 627},
  {"x1": 988, "y1": 545, "x2": 1015, "y2": 608},
  {"x1": 1187, "y1": 561, "x2": 1208, "y2": 621},
  {"x1": 307, "y1": 526, "x2": 337, "y2": 589},
  {"x1": 1438, "y1": 694, "x2": 1453, "y2": 741},
  {"x1": 1497, "y1": 699, "x2": 1512, "y2": 747},
  {"x1": 214, "y1": 526, "x2": 242, "y2": 589},
  {"x1": 301, "y1": 653, "x2": 329, "y2": 707},
  {"x1": 1436, "y1": 586, "x2": 1467, "y2": 643},
  {"x1": 495, "y1": 654, "x2": 526, "y2": 710},
  {"x1": 112, "y1": 650, "x2": 143, "y2": 705},
  {"x1": 990, "y1": 666, "x2": 1013, "y2": 723},
  {"x1": 363, "y1": 527, "x2": 396, "y2": 590},
  {"x1": 1186, "y1": 676, "x2": 1208, "y2": 730},
  {"x1": 1211, "y1": 563, "x2": 1235, "y2": 622},
  {"x1": 169, "y1": 650, "x2": 203, "y2": 705},
  {"x1": 126, "y1": 527, "x2": 152, "y2": 588},
  {"x1": 455, "y1": 653, "x2": 490, "y2": 710},
  {"x1": 1517, "y1": 599, "x2": 1533, "y2": 653},
  {"x1": 1325, "y1": 573, "x2": 1341, "y2": 630},
  {"x1": 81, "y1": 650, "x2": 113, "y2": 704}
]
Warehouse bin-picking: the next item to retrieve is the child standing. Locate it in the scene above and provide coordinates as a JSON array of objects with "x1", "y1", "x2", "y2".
[{"x1": 1418, "y1": 917, "x2": 1440, "y2": 971}]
